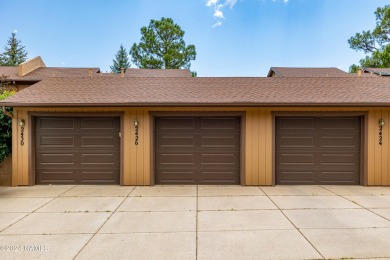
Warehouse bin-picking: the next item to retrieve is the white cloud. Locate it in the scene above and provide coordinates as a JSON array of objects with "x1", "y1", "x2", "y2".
[
  {"x1": 225, "y1": 0, "x2": 237, "y2": 8},
  {"x1": 60, "y1": 62, "x2": 66, "y2": 65},
  {"x1": 206, "y1": 0, "x2": 239, "y2": 28},
  {"x1": 214, "y1": 9, "x2": 224, "y2": 18},
  {"x1": 206, "y1": 0, "x2": 219, "y2": 7},
  {"x1": 206, "y1": 0, "x2": 288, "y2": 28},
  {"x1": 212, "y1": 21, "x2": 222, "y2": 28},
  {"x1": 13, "y1": 30, "x2": 17, "y2": 34}
]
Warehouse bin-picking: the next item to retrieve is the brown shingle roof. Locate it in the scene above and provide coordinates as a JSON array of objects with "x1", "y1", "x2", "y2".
[
  {"x1": 267, "y1": 67, "x2": 351, "y2": 77},
  {"x1": 125, "y1": 68, "x2": 191, "y2": 77},
  {"x1": 363, "y1": 68, "x2": 390, "y2": 76},
  {"x1": 0, "y1": 66, "x2": 191, "y2": 81},
  {"x1": 0, "y1": 66, "x2": 100, "y2": 81},
  {"x1": 1, "y1": 77, "x2": 390, "y2": 107},
  {"x1": 0, "y1": 66, "x2": 19, "y2": 79}
]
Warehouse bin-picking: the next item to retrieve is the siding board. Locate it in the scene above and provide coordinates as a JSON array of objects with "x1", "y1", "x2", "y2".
[
  {"x1": 12, "y1": 108, "x2": 18, "y2": 186},
  {"x1": 251, "y1": 110, "x2": 260, "y2": 185},
  {"x1": 122, "y1": 110, "x2": 131, "y2": 185},
  {"x1": 367, "y1": 109, "x2": 376, "y2": 185},
  {"x1": 374, "y1": 110, "x2": 382, "y2": 185},
  {"x1": 265, "y1": 110, "x2": 273, "y2": 185},
  {"x1": 383, "y1": 109, "x2": 389, "y2": 185},
  {"x1": 21, "y1": 109, "x2": 28, "y2": 185},
  {"x1": 258, "y1": 110, "x2": 266, "y2": 185},
  {"x1": 129, "y1": 110, "x2": 137, "y2": 185},
  {"x1": 245, "y1": 110, "x2": 253, "y2": 185},
  {"x1": 136, "y1": 110, "x2": 144, "y2": 185},
  {"x1": 143, "y1": 110, "x2": 151, "y2": 185},
  {"x1": 9, "y1": 106, "x2": 390, "y2": 186}
]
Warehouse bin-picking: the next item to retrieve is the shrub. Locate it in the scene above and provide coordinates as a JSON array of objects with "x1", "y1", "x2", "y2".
[{"x1": 0, "y1": 90, "x2": 15, "y2": 163}]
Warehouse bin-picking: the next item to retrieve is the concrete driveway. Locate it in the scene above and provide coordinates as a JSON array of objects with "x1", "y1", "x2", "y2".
[{"x1": 0, "y1": 185, "x2": 390, "y2": 260}]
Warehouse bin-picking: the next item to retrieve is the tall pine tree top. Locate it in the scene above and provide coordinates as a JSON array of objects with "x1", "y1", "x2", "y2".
[
  {"x1": 130, "y1": 17, "x2": 196, "y2": 70},
  {"x1": 110, "y1": 44, "x2": 131, "y2": 73},
  {"x1": 0, "y1": 33, "x2": 28, "y2": 66}
]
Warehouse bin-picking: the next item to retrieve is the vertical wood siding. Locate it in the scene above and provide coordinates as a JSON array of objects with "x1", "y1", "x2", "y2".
[{"x1": 10, "y1": 106, "x2": 390, "y2": 186}]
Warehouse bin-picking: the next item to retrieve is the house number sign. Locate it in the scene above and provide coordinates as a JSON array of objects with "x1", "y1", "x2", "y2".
[
  {"x1": 20, "y1": 126, "x2": 25, "y2": 146},
  {"x1": 135, "y1": 124, "x2": 139, "y2": 145}
]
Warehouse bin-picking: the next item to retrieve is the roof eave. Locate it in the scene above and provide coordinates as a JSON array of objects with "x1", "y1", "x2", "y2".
[
  {"x1": 2, "y1": 102, "x2": 390, "y2": 108},
  {"x1": 2, "y1": 79, "x2": 41, "y2": 83}
]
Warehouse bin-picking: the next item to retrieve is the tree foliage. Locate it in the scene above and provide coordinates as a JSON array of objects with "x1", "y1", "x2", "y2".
[
  {"x1": 348, "y1": 5, "x2": 390, "y2": 72},
  {"x1": 0, "y1": 33, "x2": 28, "y2": 66},
  {"x1": 0, "y1": 90, "x2": 15, "y2": 163},
  {"x1": 130, "y1": 17, "x2": 196, "y2": 70},
  {"x1": 0, "y1": 75, "x2": 10, "y2": 91},
  {"x1": 110, "y1": 44, "x2": 131, "y2": 73}
]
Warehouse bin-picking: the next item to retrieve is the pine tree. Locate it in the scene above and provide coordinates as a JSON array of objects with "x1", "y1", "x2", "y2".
[
  {"x1": 348, "y1": 5, "x2": 390, "y2": 72},
  {"x1": 130, "y1": 17, "x2": 196, "y2": 69},
  {"x1": 110, "y1": 44, "x2": 131, "y2": 73},
  {"x1": 0, "y1": 33, "x2": 28, "y2": 66}
]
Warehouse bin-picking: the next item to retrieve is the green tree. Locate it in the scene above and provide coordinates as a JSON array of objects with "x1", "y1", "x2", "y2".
[
  {"x1": 348, "y1": 5, "x2": 390, "y2": 72},
  {"x1": 0, "y1": 32, "x2": 28, "y2": 66},
  {"x1": 130, "y1": 17, "x2": 196, "y2": 70},
  {"x1": 0, "y1": 75, "x2": 10, "y2": 90},
  {"x1": 110, "y1": 44, "x2": 131, "y2": 73},
  {"x1": 0, "y1": 90, "x2": 15, "y2": 163}
]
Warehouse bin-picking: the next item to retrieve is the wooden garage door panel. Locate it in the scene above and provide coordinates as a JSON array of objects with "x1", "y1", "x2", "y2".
[
  {"x1": 155, "y1": 116, "x2": 240, "y2": 185},
  {"x1": 200, "y1": 170, "x2": 238, "y2": 184},
  {"x1": 278, "y1": 136, "x2": 315, "y2": 148},
  {"x1": 80, "y1": 135, "x2": 118, "y2": 147},
  {"x1": 280, "y1": 153, "x2": 315, "y2": 164},
  {"x1": 279, "y1": 118, "x2": 315, "y2": 130},
  {"x1": 35, "y1": 117, "x2": 120, "y2": 185},
  {"x1": 201, "y1": 134, "x2": 240, "y2": 148},
  {"x1": 38, "y1": 169, "x2": 76, "y2": 184},
  {"x1": 80, "y1": 118, "x2": 117, "y2": 130},
  {"x1": 320, "y1": 171, "x2": 357, "y2": 183},
  {"x1": 157, "y1": 170, "x2": 196, "y2": 184},
  {"x1": 320, "y1": 135, "x2": 360, "y2": 148},
  {"x1": 38, "y1": 153, "x2": 75, "y2": 165},
  {"x1": 156, "y1": 135, "x2": 196, "y2": 148},
  {"x1": 156, "y1": 118, "x2": 195, "y2": 130},
  {"x1": 200, "y1": 118, "x2": 240, "y2": 131},
  {"x1": 37, "y1": 169, "x2": 119, "y2": 184},
  {"x1": 320, "y1": 117, "x2": 359, "y2": 130},
  {"x1": 276, "y1": 116, "x2": 361, "y2": 185},
  {"x1": 280, "y1": 171, "x2": 315, "y2": 184},
  {"x1": 39, "y1": 135, "x2": 75, "y2": 147},
  {"x1": 321, "y1": 153, "x2": 359, "y2": 165},
  {"x1": 78, "y1": 170, "x2": 119, "y2": 184},
  {"x1": 38, "y1": 118, "x2": 75, "y2": 130},
  {"x1": 156, "y1": 152, "x2": 196, "y2": 167}
]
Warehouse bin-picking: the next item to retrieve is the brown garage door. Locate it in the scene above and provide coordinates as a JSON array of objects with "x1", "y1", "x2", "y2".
[
  {"x1": 276, "y1": 116, "x2": 361, "y2": 185},
  {"x1": 155, "y1": 116, "x2": 241, "y2": 184},
  {"x1": 35, "y1": 117, "x2": 120, "y2": 184}
]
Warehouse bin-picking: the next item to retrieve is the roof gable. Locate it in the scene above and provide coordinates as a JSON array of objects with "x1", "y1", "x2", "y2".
[
  {"x1": 267, "y1": 67, "x2": 351, "y2": 77},
  {"x1": 363, "y1": 68, "x2": 390, "y2": 76}
]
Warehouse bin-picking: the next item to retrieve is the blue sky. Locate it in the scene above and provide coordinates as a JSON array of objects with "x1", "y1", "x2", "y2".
[{"x1": 1, "y1": 0, "x2": 388, "y2": 76}]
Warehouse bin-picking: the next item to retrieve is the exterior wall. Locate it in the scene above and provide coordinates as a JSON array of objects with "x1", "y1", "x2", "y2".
[{"x1": 10, "y1": 106, "x2": 390, "y2": 186}]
